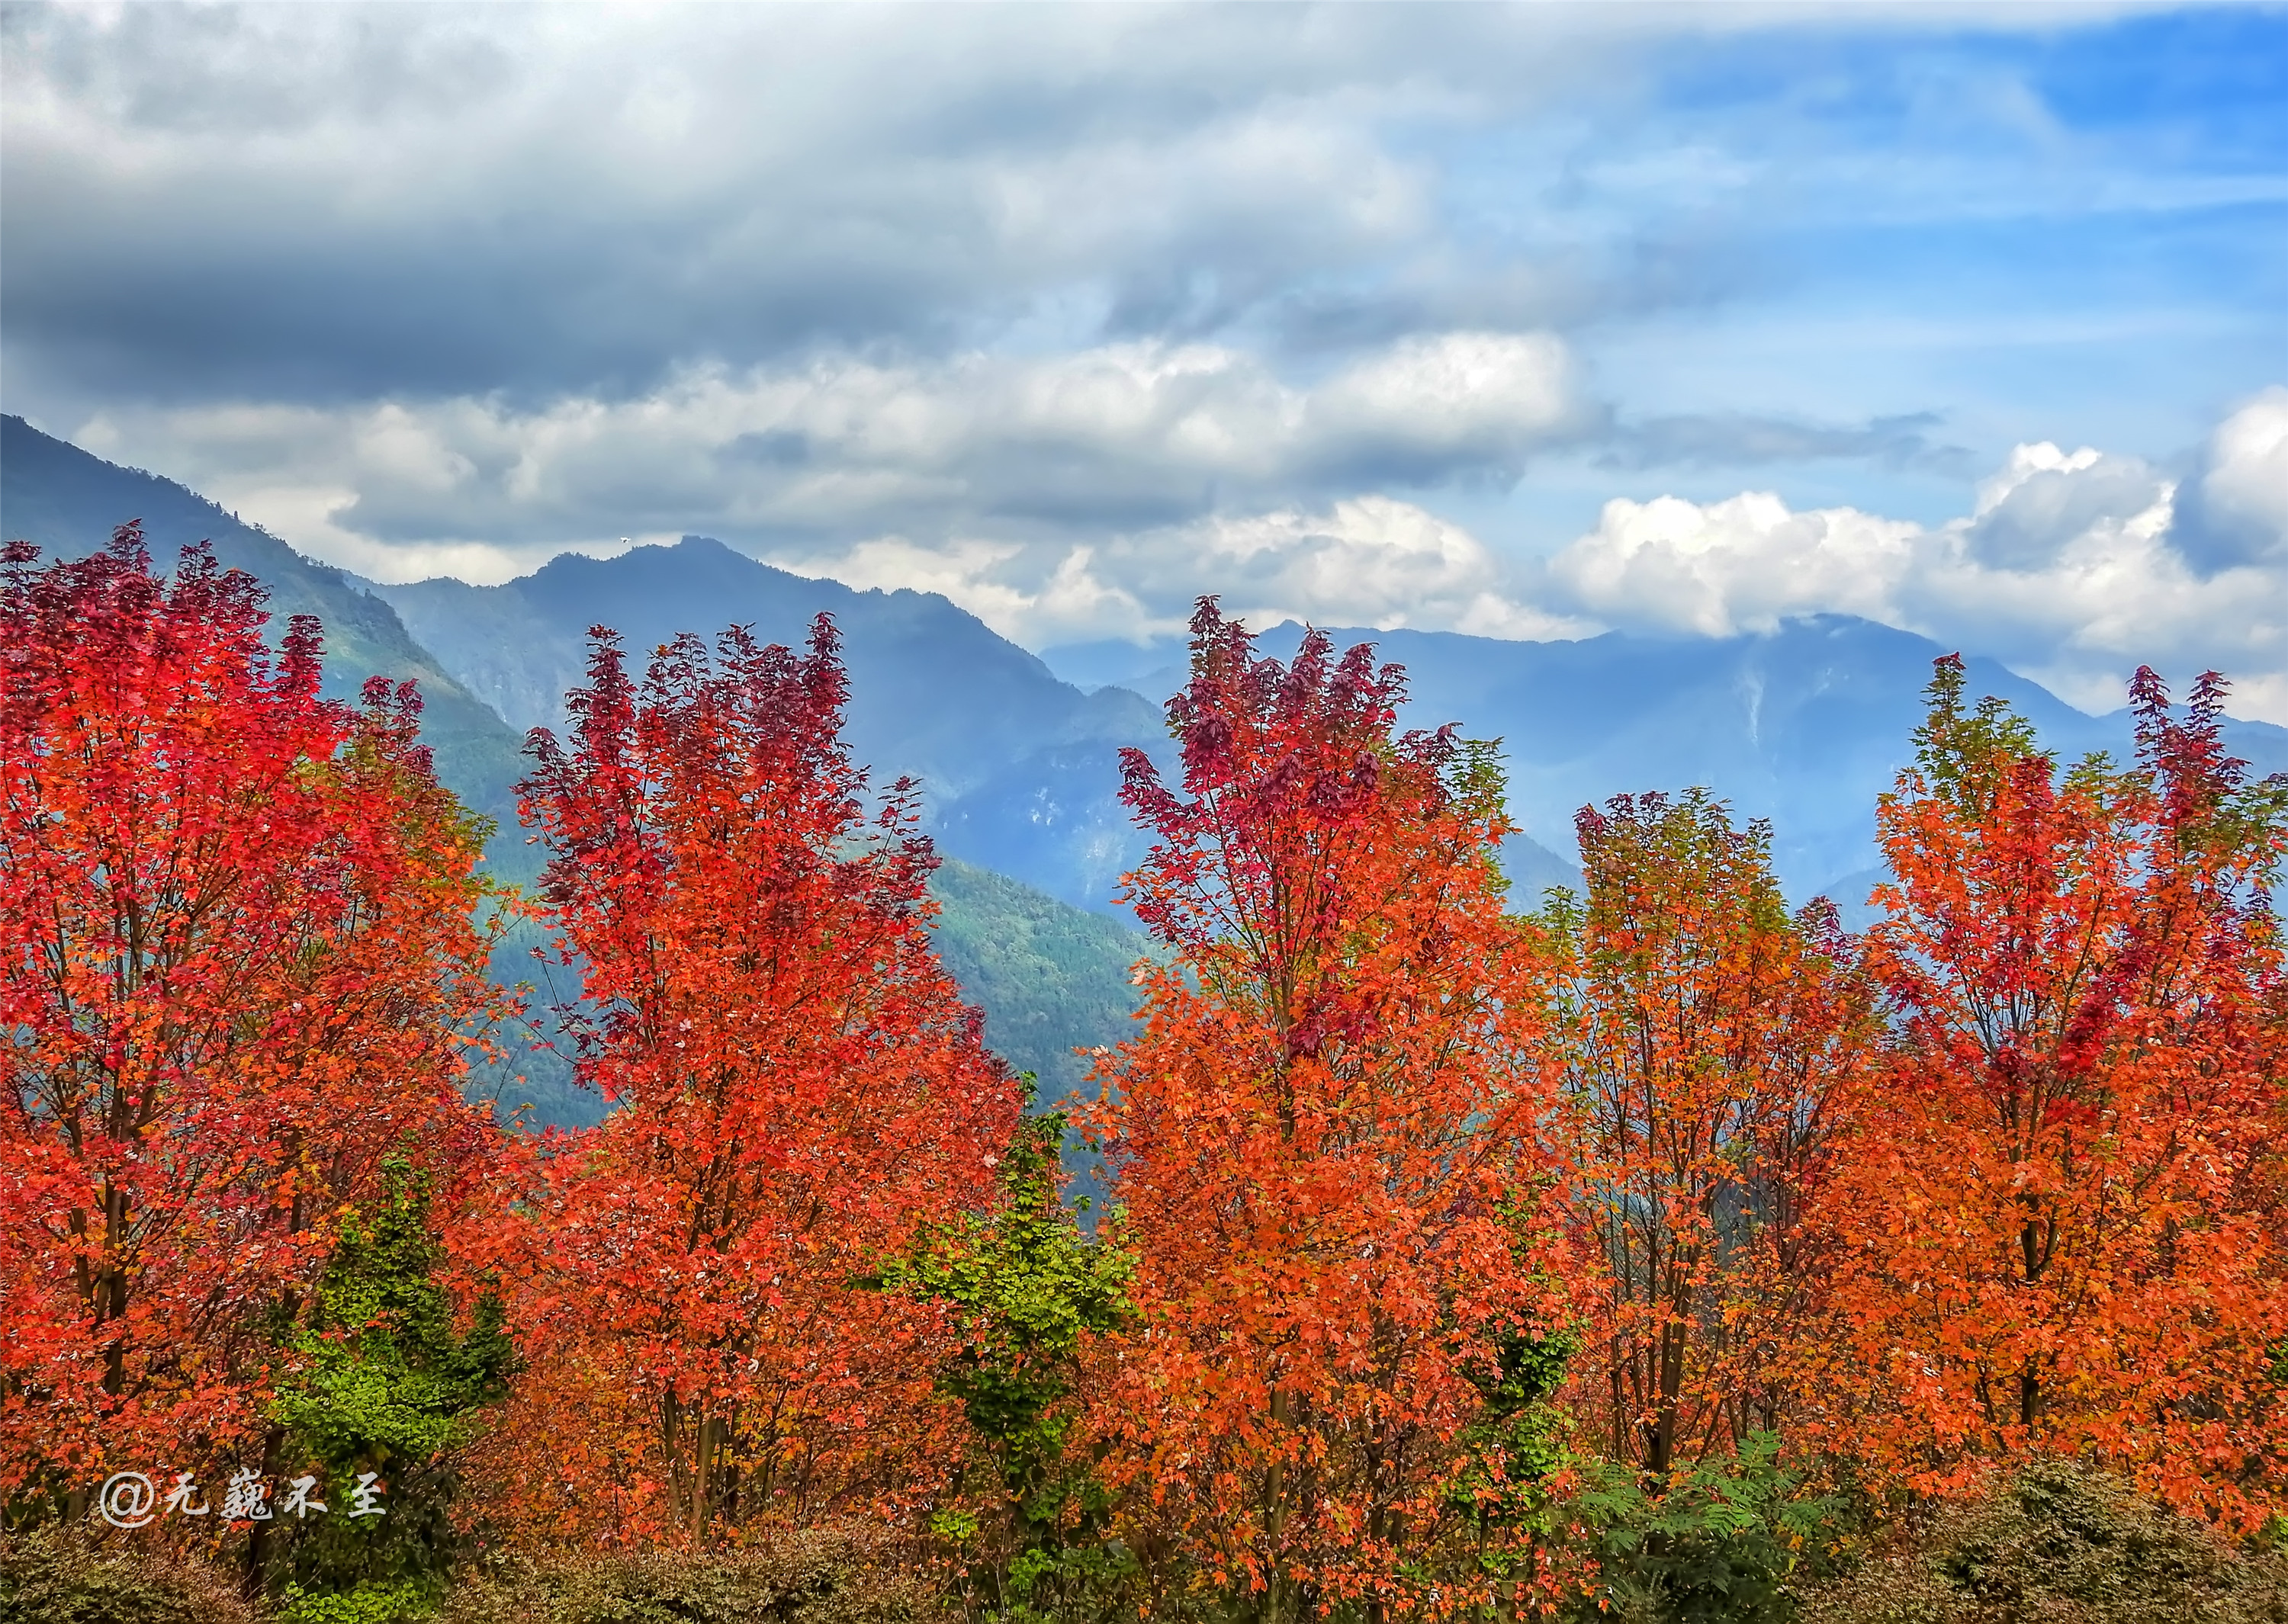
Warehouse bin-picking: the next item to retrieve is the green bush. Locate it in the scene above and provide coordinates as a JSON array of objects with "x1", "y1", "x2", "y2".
[
  {"x1": 267, "y1": 1157, "x2": 516, "y2": 1610},
  {"x1": 277, "y1": 1577, "x2": 439, "y2": 1623},
  {"x1": 0, "y1": 1526, "x2": 261, "y2": 1624},
  {"x1": 432, "y1": 1526, "x2": 942, "y2": 1624},
  {"x1": 1790, "y1": 1459, "x2": 2288, "y2": 1624},
  {"x1": 873, "y1": 1080, "x2": 1136, "y2": 1624},
  {"x1": 1560, "y1": 1433, "x2": 1842, "y2": 1624}
]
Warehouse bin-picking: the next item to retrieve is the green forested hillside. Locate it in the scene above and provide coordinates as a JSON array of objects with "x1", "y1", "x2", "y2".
[
  {"x1": 927, "y1": 855, "x2": 1148, "y2": 1107},
  {"x1": 469, "y1": 856, "x2": 1149, "y2": 1135}
]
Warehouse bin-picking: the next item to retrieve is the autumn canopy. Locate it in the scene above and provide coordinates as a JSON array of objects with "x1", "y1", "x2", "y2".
[{"x1": 3, "y1": 528, "x2": 2282, "y2": 1619}]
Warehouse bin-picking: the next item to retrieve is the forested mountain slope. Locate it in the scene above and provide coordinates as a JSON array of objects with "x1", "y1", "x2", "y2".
[
  {"x1": 2, "y1": 414, "x2": 530, "y2": 826},
  {"x1": 472, "y1": 855, "x2": 1146, "y2": 1134}
]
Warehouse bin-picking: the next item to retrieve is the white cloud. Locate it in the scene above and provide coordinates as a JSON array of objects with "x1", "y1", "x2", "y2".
[
  {"x1": 2201, "y1": 387, "x2": 2288, "y2": 549},
  {"x1": 1549, "y1": 389, "x2": 2288, "y2": 721},
  {"x1": 0, "y1": 3, "x2": 1576, "y2": 409},
  {"x1": 63, "y1": 330, "x2": 1585, "y2": 579},
  {"x1": 1130, "y1": 496, "x2": 1593, "y2": 644},
  {"x1": 43, "y1": 329, "x2": 2287, "y2": 725},
  {"x1": 2173, "y1": 385, "x2": 2288, "y2": 574},
  {"x1": 1549, "y1": 491, "x2": 1923, "y2": 637},
  {"x1": 1306, "y1": 332, "x2": 1583, "y2": 474},
  {"x1": 778, "y1": 495, "x2": 1592, "y2": 651}
]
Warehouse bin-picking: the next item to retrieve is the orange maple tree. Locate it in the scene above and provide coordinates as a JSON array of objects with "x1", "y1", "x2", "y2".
[
  {"x1": 1802, "y1": 657, "x2": 2288, "y2": 1526},
  {"x1": 0, "y1": 525, "x2": 509, "y2": 1511},
  {"x1": 1089, "y1": 601, "x2": 1575, "y2": 1621},
  {"x1": 1543, "y1": 790, "x2": 1870, "y2": 1480},
  {"x1": 500, "y1": 618, "x2": 1016, "y2": 1545}
]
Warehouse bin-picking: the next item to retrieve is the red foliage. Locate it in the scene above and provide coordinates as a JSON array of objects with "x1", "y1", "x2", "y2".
[
  {"x1": 0, "y1": 525, "x2": 507, "y2": 1507},
  {"x1": 16, "y1": 517, "x2": 2277, "y2": 1578},
  {"x1": 497, "y1": 617, "x2": 1016, "y2": 1545},
  {"x1": 1088, "y1": 601, "x2": 1576, "y2": 1619},
  {"x1": 1545, "y1": 790, "x2": 1871, "y2": 1478},
  {"x1": 1801, "y1": 657, "x2": 2288, "y2": 1526}
]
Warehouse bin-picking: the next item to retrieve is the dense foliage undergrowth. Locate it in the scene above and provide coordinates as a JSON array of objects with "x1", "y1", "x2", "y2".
[
  {"x1": 8, "y1": 1463, "x2": 2286, "y2": 1622},
  {"x1": 4, "y1": 528, "x2": 2283, "y2": 1620}
]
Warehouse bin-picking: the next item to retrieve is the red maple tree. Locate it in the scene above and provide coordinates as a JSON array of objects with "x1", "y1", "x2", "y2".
[
  {"x1": 1802, "y1": 657, "x2": 2287, "y2": 1526},
  {"x1": 1544, "y1": 790, "x2": 1870, "y2": 1480},
  {"x1": 0, "y1": 525, "x2": 508, "y2": 1510},
  {"x1": 500, "y1": 618, "x2": 1016, "y2": 1545},
  {"x1": 1088, "y1": 601, "x2": 1576, "y2": 1621}
]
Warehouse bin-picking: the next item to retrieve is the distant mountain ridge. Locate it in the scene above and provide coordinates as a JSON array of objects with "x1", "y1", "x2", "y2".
[
  {"x1": 371, "y1": 538, "x2": 1157, "y2": 783},
  {"x1": 367, "y1": 537, "x2": 1168, "y2": 913},
  {"x1": 1043, "y1": 616, "x2": 2288, "y2": 913},
  {"x1": 1, "y1": 414, "x2": 531, "y2": 826},
  {"x1": 365, "y1": 542, "x2": 1601, "y2": 911}
]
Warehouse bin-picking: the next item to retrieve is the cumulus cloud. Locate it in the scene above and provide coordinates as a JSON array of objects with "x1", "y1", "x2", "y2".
[
  {"x1": 1547, "y1": 491, "x2": 1925, "y2": 637},
  {"x1": 2171, "y1": 385, "x2": 2288, "y2": 574},
  {"x1": 15, "y1": 2, "x2": 2258, "y2": 431},
  {"x1": 56, "y1": 376, "x2": 2288, "y2": 721},
  {"x1": 1550, "y1": 390, "x2": 2288, "y2": 721}
]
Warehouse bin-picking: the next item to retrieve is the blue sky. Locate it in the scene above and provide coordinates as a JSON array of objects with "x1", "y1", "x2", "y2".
[
  {"x1": 1464, "y1": 10, "x2": 2286, "y2": 527},
  {"x1": 3, "y1": 3, "x2": 2283, "y2": 714}
]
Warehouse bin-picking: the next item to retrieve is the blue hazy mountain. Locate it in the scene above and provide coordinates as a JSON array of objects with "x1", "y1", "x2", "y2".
[
  {"x1": 1043, "y1": 620, "x2": 2288, "y2": 921},
  {"x1": 0, "y1": 415, "x2": 530, "y2": 823},
  {"x1": 368, "y1": 539, "x2": 1169, "y2": 913}
]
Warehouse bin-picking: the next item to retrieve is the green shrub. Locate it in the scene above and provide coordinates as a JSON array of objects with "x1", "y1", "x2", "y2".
[
  {"x1": 1790, "y1": 1459, "x2": 2288, "y2": 1624},
  {"x1": 277, "y1": 1577, "x2": 439, "y2": 1623},
  {"x1": 872, "y1": 1081, "x2": 1136, "y2": 1624},
  {"x1": 432, "y1": 1526, "x2": 943, "y2": 1624},
  {"x1": 268, "y1": 1157, "x2": 516, "y2": 1610},
  {"x1": 1560, "y1": 1433, "x2": 1843, "y2": 1624},
  {"x1": 0, "y1": 1526, "x2": 261, "y2": 1624}
]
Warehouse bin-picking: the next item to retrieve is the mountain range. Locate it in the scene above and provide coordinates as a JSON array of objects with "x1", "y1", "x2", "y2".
[
  {"x1": 9, "y1": 412, "x2": 2283, "y2": 1124},
  {"x1": 1044, "y1": 624, "x2": 2288, "y2": 921},
  {"x1": 363, "y1": 535, "x2": 1169, "y2": 911},
  {"x1": 0, "y1": 416, "x2": 1150, "y2": 1128}
]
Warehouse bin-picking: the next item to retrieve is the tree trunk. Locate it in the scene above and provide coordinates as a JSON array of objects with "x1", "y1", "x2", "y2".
[{"x1": 1261, "y1": 1385, "x2": 1290, "y2": 1624}]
